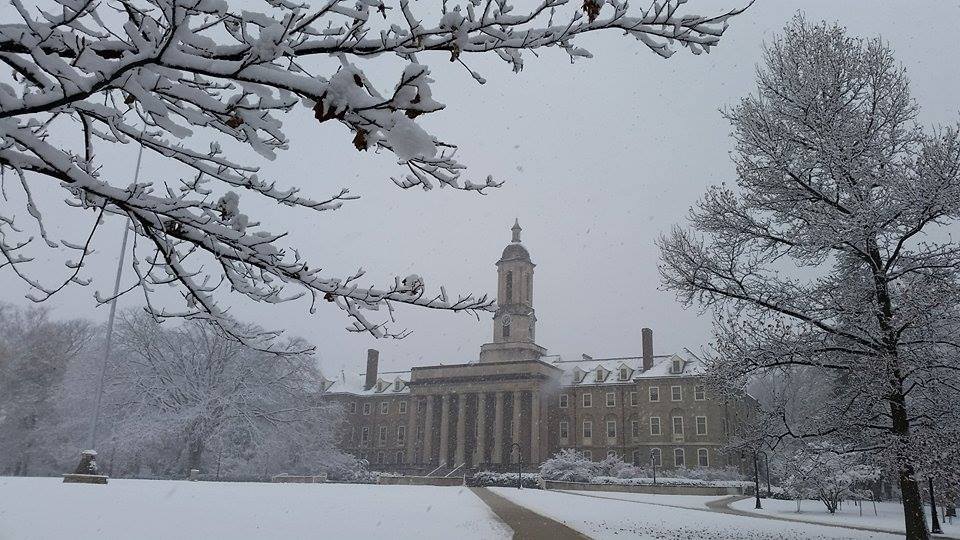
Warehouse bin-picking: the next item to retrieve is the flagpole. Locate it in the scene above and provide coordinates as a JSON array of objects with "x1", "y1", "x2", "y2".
[{"x1": 88, "y1": 143, "x2": 143, "y2": 451}]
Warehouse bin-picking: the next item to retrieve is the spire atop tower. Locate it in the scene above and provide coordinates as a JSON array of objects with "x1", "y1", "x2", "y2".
[{"x1": 511, "y1": 219, "x2": 522, "y2": 243}]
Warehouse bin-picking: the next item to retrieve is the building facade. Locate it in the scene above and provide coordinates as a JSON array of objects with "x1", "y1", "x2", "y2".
[{"x1": 321, "y1": 222, "x2": 753, "y2": 473}]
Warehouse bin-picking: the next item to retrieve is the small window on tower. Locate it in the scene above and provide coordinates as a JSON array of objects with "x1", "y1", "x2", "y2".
[
  {"x1": 526, "y1": 274, "x2": 531, "y2": 302},
  {"x1": 505, "y1": 271, "x2": 513, "y2": 302},
  {"x1": 502, "y1": 318, "x2": 510, "y2": 338}
]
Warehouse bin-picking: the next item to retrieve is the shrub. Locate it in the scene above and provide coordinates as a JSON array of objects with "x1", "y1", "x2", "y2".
[{"x1": 471, "y1": 471, "x2": 541, "y2": 489}]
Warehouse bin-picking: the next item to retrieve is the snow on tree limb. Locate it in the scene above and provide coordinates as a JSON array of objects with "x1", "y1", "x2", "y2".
[{"x1": 0, "y1": 0, "x2": 748, "y2": 345}]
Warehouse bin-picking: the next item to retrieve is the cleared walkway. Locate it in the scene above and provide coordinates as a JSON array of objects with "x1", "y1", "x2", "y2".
[{"x1": 470, "y1": 487, "x2": 589, "y2": 540}]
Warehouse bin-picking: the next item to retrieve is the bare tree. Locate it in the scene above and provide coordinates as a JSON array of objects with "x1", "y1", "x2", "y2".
[
  {"x1": 659, "y1": 16, "x2": 960, "y2": 539},
  {"x1": 0, "y1": 302, "x2": 92, "y2": 475},
  {"x1": 107, "y1": 310, "x2": 343, "y2": 475},
  {"x1": 0, "y1": 0, "x2": 748, "y2": 344}
]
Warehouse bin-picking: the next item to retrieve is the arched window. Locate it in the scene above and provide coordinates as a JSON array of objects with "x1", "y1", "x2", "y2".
[
  {"x1": 526, "y1": 273, "x2": 531, "y2": 302},
  {"x1": 505, "y1": 271, "x2": 513, "y2": 302}
]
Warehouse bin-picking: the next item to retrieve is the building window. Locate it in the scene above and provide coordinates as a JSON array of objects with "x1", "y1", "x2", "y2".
[
  {"x1": 378, "y1": 425, "x2": 387, "y2": 445},
  {"x1": 559, "y1": 394, "x2": 569, "y2": 408},
  {"x1": 380, "y1": 402, "x2": 389, "y2": 414},
  {"x1": 618, "y1": 368, "x2": 629, "y2": 381},
  {"x1": 672, "y1": 359, "x2": 683, "y2": 374},
  {"x1": 606, "y1": 420, "x2": 617, "y2": 439},
  {"x1": 398, "y1": 401, "x2": 407, "y2": 414},
  {"x1": 673, "y1": 416, "x2": 684, "y2": 435},
  {"x1": 671, "y1": 385, "x2": 682, "y2": 401},
  {"x1": 694, "y1": 385, "x2": 706, "y2": 401},
  {"x1": 363, "y1": 403, "x2": 372, "y2": 415},
  {"x1": 696, "y1": 416, "x2": 708, "y2": 436},
  {"x1": 377, "y1": 451, "x2": 384, "y2": 464},
  {"x1": 674, "y1": 448, "x2": 685, "y2": 467},
  {"x1": 650, "y1": 417, "x2": 662, "y2": 435},
  {"x1": 526, "y1": 273, "x2": 531, "y2": 302},
  {"x1": 631, "y1": 420, "x2": 640, "y2": 438},
  {"x1": 397, "y1": 425, "x2": 406, "y2": 444},
  {"x1": 595, "y1": 369, "x2": 605, "y2": 383},
  {"x1": 505, "y1": 271, "x2": 513, "y2": 302},
  {"x1": 502, "y1": 318, "x2": 510, "y2": 338},
  {"x1": 630, "y1": 392, "x2": 639, "y2": 406},
  {"x1": 583, "y1": 450, "x2": 593, "y2": 460},
  {"x1": 348, "y1": 402, "x2": 357, "y2": 414},
  {"x1": 650, "y1": 448, "x2": 662, "y2": 467},
  {"x1": 632, "y1": 450, "x2": 642, "y2": 466},
  {"x1": 582, "y1": 420, "x2": 593, "y2": 440},
  {"x1": 649, "y1": 387, "x2": 660, "y2": 402},
  {"x1": 606, "y1": 392, "x2": 616, "y2": 407},
  {"x1": 559, "y1": 421, "x2": 569, "y2": 439},
  {"x1": 698, "y1": 448, "x2": 709, "y2": 467},
  {"x1": 361, "y1": 427, "x2": 370, "y2": 444},
  {"x1": 396, "y1": 451, "x2": 404, "y2": 464},
  {"x1": 582, "y1": 393, "x2": 592, "y2": 408}
]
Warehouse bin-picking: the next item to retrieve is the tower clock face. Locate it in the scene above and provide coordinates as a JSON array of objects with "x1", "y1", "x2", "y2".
[{"x1": 502, "y1": 315, "x2": 512, "y2": 326}]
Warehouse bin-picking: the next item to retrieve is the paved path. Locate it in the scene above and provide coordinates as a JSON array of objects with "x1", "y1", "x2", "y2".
[
  {"x1": 707, "y1": 495, "x2": 960, "y2": 539},
  {"x1": 470, "y1": 487, "x2": 589, "y2": 540},
  {"x1": 556, "y1": 490, "x2": 958, "y2": 539}
]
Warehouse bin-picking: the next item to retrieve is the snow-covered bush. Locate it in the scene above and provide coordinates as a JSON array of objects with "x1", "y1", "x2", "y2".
[
  {"x1": 782, "y1": 446, "x2": 881, "y2": 514},
  {"x1": 327, "y1": 457, "x2": 377, "y2": 484},
  {"x1": 669, "y1": 466, "x2": 743, "y2": 482},
  {"x1": 539, "y1": 449, "x2": 598, "y2": 482},
  {"x1": 471, "y1": 471, "x2": 541, "y2": 489}
]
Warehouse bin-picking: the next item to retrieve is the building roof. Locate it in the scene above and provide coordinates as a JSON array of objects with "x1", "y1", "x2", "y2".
[
  {"x1": 320, "y1": 369, "x2": 412, "y2": 396},
  {"x1": 498, "y1": 242, "x2": 531, "y2": 263},
  {"x1": 322, "y1": 354, "x2": 703, "y2": 396},
  {"x1": 551, "y1": 354, "x2": 704, "y2": 386}
]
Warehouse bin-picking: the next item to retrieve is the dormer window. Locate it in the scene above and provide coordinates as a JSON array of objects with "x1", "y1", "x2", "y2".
[
  {"x1": 618, "y1": 368, "x2": 630, "y2": 381},
  {"x1": 672, "y1": 359, "x2": 683, "y2": 374},
  {"x1": 595, "y1": 369, "x2": 605, "y2": 383},
  {"x1": 393, "y1": 379, "x2": 404, "y2": 392},
  {"x1": 573, "y1": 368, "x2": 584, "y2": 384}
]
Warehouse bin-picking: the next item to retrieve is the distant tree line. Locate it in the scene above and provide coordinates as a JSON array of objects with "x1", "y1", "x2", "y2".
[{"x1": 0, "y1": 302, "x2": 348, "y2": 479}]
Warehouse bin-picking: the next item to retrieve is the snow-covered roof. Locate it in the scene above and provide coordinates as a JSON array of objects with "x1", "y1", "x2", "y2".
[
  {"x1": 552, "y1": 354, "x2": 703, "y2": 387},
  {"x1": 320, "y1": 369, "x2": 412, "y2": 396}
]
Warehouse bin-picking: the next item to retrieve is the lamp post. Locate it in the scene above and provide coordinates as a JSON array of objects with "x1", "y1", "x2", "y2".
[
  {"x1": 511, "y1": 443, "x2": 522, "y2": 489},
  {"x1": 753, "y1": 450, "x2": 762, "y2": 510},
  {"x1": 650, "y1": 449, "x2": 658, "y2": 484},
  {"x1": 929, "y1": 476, "x2": 943, "y2": 534},
  {"x1": 760, "y1": 450, "x2": 771, "y2": 497}
]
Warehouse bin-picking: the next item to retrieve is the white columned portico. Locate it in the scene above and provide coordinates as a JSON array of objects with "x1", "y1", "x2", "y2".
[{"x1": 493, "y1": 391, "x2": 504, "y2": 464}]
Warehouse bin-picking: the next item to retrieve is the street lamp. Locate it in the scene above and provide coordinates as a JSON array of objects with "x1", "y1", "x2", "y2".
[
  {"x1": 511, "y1": 443, "x2": 522, "y2": 489},
  {"x1": 929, "y1": 477, "x2": 943, "y2": 534},
  {"x1": 650, "y1": 449, "x2": 657, "y2": 485},
  {"x1": 753, "y1": 451, "x2": 762, "y2": 510},
  {"x1": 759, "y1": 450, "x2": 771, "y2": 497}
]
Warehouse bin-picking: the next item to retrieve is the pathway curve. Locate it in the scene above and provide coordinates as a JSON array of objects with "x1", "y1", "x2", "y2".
[
  {"x1": 470, "y1": 487, "x2": 589, "y2": 540},
  {"x1": 555, "y1": 489, "x2": 958, "y2": 539}
]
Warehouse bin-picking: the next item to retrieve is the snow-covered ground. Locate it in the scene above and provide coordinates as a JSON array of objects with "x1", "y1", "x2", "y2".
[
  {"x1": 564, "y1": 489, "x2": 725, "y2": 509},
  {"x1": 490, "y1": 487, "x2": 904, "y2": 539},
  {"x1": 0, "y1": 477, "x2": 510, "y2": 540},
  {"x1": 730, "y1": 497, "x2": 960, "y2": 538}
]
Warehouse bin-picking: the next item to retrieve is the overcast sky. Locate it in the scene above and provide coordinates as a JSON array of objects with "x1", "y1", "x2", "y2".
[{"x1": 2, "y1": 0, "x2": 959, "y2": 378}]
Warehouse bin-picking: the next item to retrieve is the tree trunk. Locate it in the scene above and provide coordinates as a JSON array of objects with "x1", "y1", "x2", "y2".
[{"x1": 890, "y1": 393, "x2": 929, "y2": 540}]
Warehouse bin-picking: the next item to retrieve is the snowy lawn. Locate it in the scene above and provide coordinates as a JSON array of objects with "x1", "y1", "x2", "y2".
[
  {"x1": 0, "y1": 477, "x2": 510, "y2": 540},
  {"x1": 565, "y1": 490, "x2": 727, "y2": 509},
  {"x1": 730, "y1": 497, "x2": 960, "y2": 538},
  {"x1": 490, "y1": 487, "x2": 903, "y2": 539}
]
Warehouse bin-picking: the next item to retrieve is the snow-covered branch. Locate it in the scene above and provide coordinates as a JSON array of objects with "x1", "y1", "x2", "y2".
[{"x1": 0, "y1": 0, "x2": 746, "y2": 344}]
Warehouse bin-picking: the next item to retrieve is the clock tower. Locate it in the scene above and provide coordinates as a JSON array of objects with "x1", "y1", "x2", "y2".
[{"x1": 479, "y1": 220, "x2": 546, "y2": 363}]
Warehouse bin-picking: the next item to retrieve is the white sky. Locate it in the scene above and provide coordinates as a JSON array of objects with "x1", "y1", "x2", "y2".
[{"x1": 2, "y1": 0, "x2": 959, "y2": 378}]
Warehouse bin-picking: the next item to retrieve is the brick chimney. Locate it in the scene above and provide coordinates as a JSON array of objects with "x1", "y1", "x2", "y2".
[
  {"x1": 641, "y1": 328, "x2": 654, "y2": 371},
  {"x1": 364, "y1": 349, "x2": 379, "y2": 390}
]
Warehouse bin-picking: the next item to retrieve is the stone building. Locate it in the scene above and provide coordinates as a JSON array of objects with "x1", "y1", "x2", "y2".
[{"x1": 320, "y1": 221, "x2": 754, "y2": 473}]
